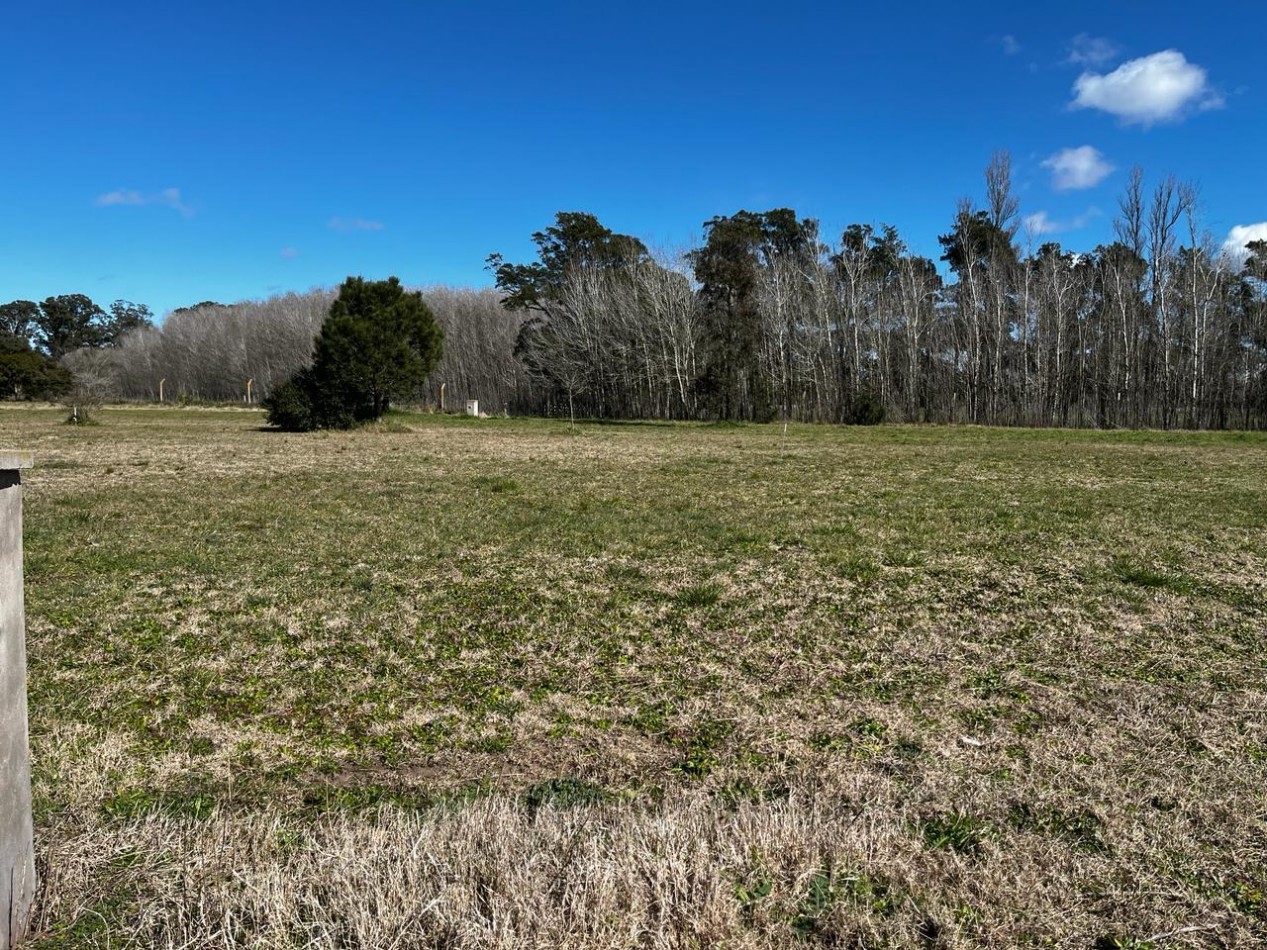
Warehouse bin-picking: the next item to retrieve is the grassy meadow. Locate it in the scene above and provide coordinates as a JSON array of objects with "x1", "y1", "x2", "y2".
[{"x1": 1, "y1": 404, "x2": 1264, "y2": 947}]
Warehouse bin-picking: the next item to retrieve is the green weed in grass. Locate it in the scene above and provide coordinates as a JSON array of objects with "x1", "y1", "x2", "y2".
[
  {"x1": 1111, "y1": 557, "x2": 1195, "y2": 593},
  {"x1": 523, "y1": 778, "x2": 609, "y2": 816},
  {"x1": 918, "y1": 812, "x2": 991, "y2": 855},
  {"x1": 676, "y1": 580, "x2": 723, "y2": 608}
]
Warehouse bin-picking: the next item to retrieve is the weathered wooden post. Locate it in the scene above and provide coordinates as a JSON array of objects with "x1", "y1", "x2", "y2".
[{"x1": 1, "y1": 451, "x2": 34, "y2": 948}]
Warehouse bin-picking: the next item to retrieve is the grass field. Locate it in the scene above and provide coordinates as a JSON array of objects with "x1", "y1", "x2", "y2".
[{"x1": 1, "y1": 405, "x2": 1264, "y2": 948}]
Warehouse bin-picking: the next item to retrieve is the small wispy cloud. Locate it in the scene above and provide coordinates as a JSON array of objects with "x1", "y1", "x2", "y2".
[
  {"x1": 1066, "y1": 34, "x2": 1119, "y2": 69},
  {"x1": 328, "y1": 216, "x2": 384, "y2": 232},
  {"x1": 280, "y1": 247, "x2": 300, "y2": 260},
  {"x1": 1023, "y1": 207, "x2": 1101, "y2": 237},
  {"x1": 1000, "y1": 34, "x2": 1021, "y2": 56},
  {"x1": 95, "y1": 187, "x2": 193, "y2": 217},
  {"x1": 1041, "y1": 146, "x2": 1114, "y2": 191},
  {"x1": 1071, "y1": 50, "x2": 1222, "y2": 125},
  {"x1": 95, "y1": 189, "x2": 146, "y2": 207}
]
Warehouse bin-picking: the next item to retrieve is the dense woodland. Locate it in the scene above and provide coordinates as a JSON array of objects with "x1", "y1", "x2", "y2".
[{"x1": 4, "y1": 155, "x2": 1267, "y2": 428}]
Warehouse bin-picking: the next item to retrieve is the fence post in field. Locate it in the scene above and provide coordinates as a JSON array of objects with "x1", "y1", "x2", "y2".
[{"x1": 1, "y1": 451, "x2": 35, "y2": 949}]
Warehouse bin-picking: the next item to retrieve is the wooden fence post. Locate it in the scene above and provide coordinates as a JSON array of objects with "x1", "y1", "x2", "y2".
[{"x1": 1, "y1": 451, "x2": 35, "y2": 948}]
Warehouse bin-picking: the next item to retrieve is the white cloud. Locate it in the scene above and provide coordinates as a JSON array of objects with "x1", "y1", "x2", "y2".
[
  {"x1": 1067, "y1": 34, "x2": 1119, "y2": 68},
  {"x1": 328, "y1": 216, "x2": 384, "y2": 232},
  {"x1": 1222, "y1": 223, "x2": 1267, "y2": 263},
  {"x1": 95, "y1": 187, "x2": 192, "y2": 216},
  {"x1": 1024, "y1": 211, "x2": 1059, "y2": 235},
  {"x1": 1072, "y1": 50, "x2": 1222, "y2": 125},
  {"x1": 1001, "y1": 34, "x2": 1021, "y2": 56},
  {"x1": 1023, "y1": 207, "x2": 1101, "y2": 237},
  {"x1": 1041, "y1": 146, "x2": 1114, "y2": 191},
  {"x1": 280, "y1": 247, "x2": 300, "y2": 260}
]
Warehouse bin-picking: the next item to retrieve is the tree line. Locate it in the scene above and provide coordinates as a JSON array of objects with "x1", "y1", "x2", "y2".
[
  {"x1": 0, "y1": 288, "x2": 533, "y2": 414},
  {"x1": 491, "y1": 156, "x2": 1267, "y2": 429},
  {"x1": 5, "y1": 153, "x2": 1266, "y2": 429}
]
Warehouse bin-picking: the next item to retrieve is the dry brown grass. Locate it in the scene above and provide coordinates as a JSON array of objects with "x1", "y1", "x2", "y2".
[{"x1": 35, "y1": 786, "x2": 1262, "y2": 949}]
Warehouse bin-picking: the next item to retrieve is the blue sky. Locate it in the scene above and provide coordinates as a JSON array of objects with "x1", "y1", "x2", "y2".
[{"x1": 3, "y1": 1, "x2": 1264, "y2": 318}]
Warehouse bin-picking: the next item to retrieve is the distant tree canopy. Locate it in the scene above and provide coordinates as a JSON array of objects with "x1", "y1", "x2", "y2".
[
  {"x1": 171, "y1": 300, "x2": 227, "y2": 315},
  {"x1": 487, "y1": 211, "x2": 651, "y2": 313},
  {"x1": 37, "y1": 294, "x2": 107, "y2": 360},
  {"x1": 264, "y1": 276, "x2": 444, "y2": 431},
  {"x1": 0, "y1": 300, "x2": 40, "y2": 341},
  {"x1": 0, "y1": 333, "x2": 73, "y2": 400},
  {"x1": 0, "y1": 294, "x2": 152, "y2": 400},
  {"x1": 102, "y1": 300, "x2": 155, "y2": 346},
  {"x1": 0, "y1": 295, "x2": 153, "y2": 361}
]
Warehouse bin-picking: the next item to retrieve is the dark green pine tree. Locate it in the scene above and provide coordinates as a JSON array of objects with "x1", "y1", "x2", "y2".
[{"x1": 264, "y1": 276, "x2": 443, "y2": 431}]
